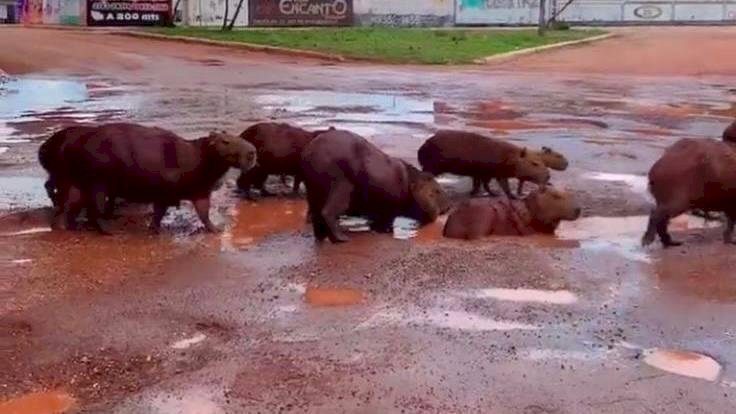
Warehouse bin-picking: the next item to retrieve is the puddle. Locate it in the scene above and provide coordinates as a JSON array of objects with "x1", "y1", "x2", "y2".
[
  {"x1": 643, "y1": 348, "x2": 722, "y2": 382},
  {"x1": 147, "y1": 388, "x2": 223, "y2": 414},
  {"x1": 464, "y1": 288, "x2": 578, "y2": 305},
  {"x1": 305, "y1": 286, "x2": 363, "y2": 307},
  {"x1": 522, "y1": 348, "x2": 607, "y2": 362},
  {"x1": 0, "y1": 391, "x2": 75, "y2": 414},
  {"x1": 0, "y1": 177, "x2": 50, "y2": 210},
  {"x1": 336, "y1": 215, "x2": 430, "y2": 241},
  {"x1": 10, "y1": 259, "x2": 32, "y2": 264},
  {"x1": 583, "y1": 172, "x2": 649, "y2": 196},
  {"x1": 170, "y1": 333, "x2": 207, "y2": 349},
  {"x1": 222, "y1": 199, "x2": 308, "y2": 248},
  {"x1": 0, "y1": 147, "x2": 8, "y2": 155},
  {"x1": 357, "y1": 309, "x2": 538, "y2": 332}
]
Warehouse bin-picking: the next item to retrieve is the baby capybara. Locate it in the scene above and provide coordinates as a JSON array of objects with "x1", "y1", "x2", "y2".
[
  {"x1": 237, "y1": 122, "x2": 333, "y2": 198},
  {"x1": 473, "y1": 146, "x2": 569, "y2": 196},
  {"x1": 418, "y1": 130, "x2": 550, "y2": 198},
  {"x1": 443, "y1": 186, "x2": 581, "y2": 240},
  {"x1": 301, "y1": 129, "x2": 450, "y2": 243},
  {"x1": 643, "y1": 138, "x2": 736, "y2": 247},
  {"x1": 54, "y1": 123, "x2": 257, "y2": 234}
]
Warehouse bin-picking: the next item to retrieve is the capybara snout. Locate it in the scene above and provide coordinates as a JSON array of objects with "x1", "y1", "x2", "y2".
[
  {"x1": 540, "y1": 147, "x2": 569, "y2": 171},
  {"x1": 530, "y1": 186, "x2": 581, "y2": 222},
  {"x1": 209, "y1": 131, "x2": 257, "y2": 172},
  {"x1": 516, "y1": 148, "x2": 551, "y2": 185},
  {"x1": 410, "y1": 169, "x2": 451, "y2": 221}
]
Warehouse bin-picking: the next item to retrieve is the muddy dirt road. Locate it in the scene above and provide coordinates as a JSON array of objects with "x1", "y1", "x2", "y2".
[{"x1": 1, "y1": 27, "x2": 736, "y2": 413}]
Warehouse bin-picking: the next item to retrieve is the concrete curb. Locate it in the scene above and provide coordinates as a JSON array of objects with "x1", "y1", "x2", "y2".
[
  {"x1": 115, "y1": 31, "x2": 347, "y2": 62},
  {"x1": 474, "y1": 32, "x2": 616, "y2": 64}
]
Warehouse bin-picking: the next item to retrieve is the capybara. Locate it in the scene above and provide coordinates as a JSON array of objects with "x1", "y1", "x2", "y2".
[
  {"x1": 443, "y1": 186, "x2": 581, "y2": 240},
  {"x1": 54, "y1": 123, "x2": 257, "y2": 234},
  {"x1": 237, "y1": 123, "x2": 333, "y2": 198},
  {"x1": 473, "y1": 146, "x2": 569, "y2": 196},
  {"x1": 301, "y1": 129, "x2": 450, "y2": 243},
  {"x1": 38, "y1": 125, "x2": 97, "y2": 207},
  {"x1": 642, "y1": 138, "x2": 736, "y2": 247},
  {"x1": 418, "y1": 130, "x2": 550, "y2": 198}
]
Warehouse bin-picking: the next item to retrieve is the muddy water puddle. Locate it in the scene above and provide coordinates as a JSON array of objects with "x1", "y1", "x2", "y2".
[
  {"x1": 0, "y1": 391, "x2": 75, "y2": 414},
  {"x1": 643, "y1": 348, "x2": 722, "y2": 382},
  {"x1": 0, "y1": 177, "x2": 49, "y2": 210},
  {"x1": 462, "y1": 288, "x2": 578, "y2": 305},
  {"x1": 305, "y1": 286, "x2": 364, "y2": 307},
  {"x1": 358, "y1": 308, "x2": 539, "y2": 332},
  {"x1": 223, "y1": 198, "x2": 308, "y2": 248}
]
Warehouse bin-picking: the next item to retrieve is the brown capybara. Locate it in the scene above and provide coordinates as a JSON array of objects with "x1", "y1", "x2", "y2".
[
  {"x1": 38, "y1": 125, "x2": 97, "y2": 207},
  {"x1": 443, "y1": 186, "x2": 581, "y2": 240},
  {"x1": 418, "y1": 130, "x2": 550, "y2": 199},
  {"x1": 301, "y1": 129, "x2": 450, "y2": 243},
  {"x1": 723, "y1": 119, "x2": 736, "y2": 144},
  {"x1": 642, "y1": 138, "x2": 736, "y2": 247},
  {"x1": 473, "y1": 146, "x2": 569, "y2": 196},
  {"x1": 237, "y1": 122, "x2": 333, "y2": 198},
  {"x1": 54, "y1": 123, "x2": 257, "y2": 234}
]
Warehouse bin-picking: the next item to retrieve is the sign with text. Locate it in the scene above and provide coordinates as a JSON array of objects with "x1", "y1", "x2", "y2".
[
  {"x1": 87, "y1": 0, "x2": 171, "y2": 26},
  {"x1": 249, "y1": 0, "x2": 353, "y2": 27}
]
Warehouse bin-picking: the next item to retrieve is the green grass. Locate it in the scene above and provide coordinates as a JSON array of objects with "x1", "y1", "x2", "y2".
[{"x1": 146, "y1": 27, "x2": 605, "y2": 64}]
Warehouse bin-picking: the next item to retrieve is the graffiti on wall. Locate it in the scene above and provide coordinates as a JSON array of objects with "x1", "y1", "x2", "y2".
[
  {"x1": 17, "y1": 0, "x2": 44, "y2": 23},
  {"x1": 460, "y1": 0, "x2": 537, "y2": 9},
  {"x1": 250, "y1": 0, "x2": 353, "y2": 26},
  {"x1": 43, "y1": 0, "x2": 61, "y2": 23}
]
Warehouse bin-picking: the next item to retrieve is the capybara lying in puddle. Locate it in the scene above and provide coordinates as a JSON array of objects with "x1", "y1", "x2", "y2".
[
  {"x1": 39, "y1": 125, "x2": 96, "y2": 208},
  {"x1": 237, "y1": 122, "x2": 333, "y2": 198},
  {"x1": 473, "y1": 146, "x2": 568, "y2": 196},
  {"x1": 443, "y1": 186, "x2": 581, "y2": 240},
  {"x1": 54, "y1": 123, "x2": 257, "y2": 234},
  {"x1": 643, "y1": 138, "x2": 736, "y2": 247},
  {"x1": 301, "y1": 129, "x2": 450, "y2": 243},
  {"x1": 418, "y1": 130, "x2": 550, "y2": 198}
]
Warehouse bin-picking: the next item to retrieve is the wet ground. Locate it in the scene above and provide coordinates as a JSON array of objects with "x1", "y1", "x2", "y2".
[{"x1": 1, "y1": 27, "x2": 736, "y2": 413}]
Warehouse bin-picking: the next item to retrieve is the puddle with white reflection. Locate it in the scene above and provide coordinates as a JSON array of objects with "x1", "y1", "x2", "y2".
[
  {"x1": 0, "y1": 227, "x2": 52, "y2": 237},
  {"x1": 170, "y1": 333, "x2": 207, "y2": 349},
  {"x1": 643, "y1": 348, "x2": 722, "y2": 382},
  {"x1": 463, "y1": 288, "x2": 578, "y2": 305},
  {"x1": 357, "y1": 309, "x2": 538, "y2": 332},
  {"x1": 338, "y1": 215, "x2": 422, "y2": 240},
  {"x1": 522, "y1": 348, "x2": 608, "y2": 362},
  {"x1": 147, "y1": 388, "x2": 223, "y2": 414},
  {"x1": 11, "y1": 258, "x2": 32, "y2": 264},
  {"x1": 0, "y1": 146, "x2": 8, "y2": 155},
  {"x1": 584, "y1": 172, "x2": 649, "y2": 196}
]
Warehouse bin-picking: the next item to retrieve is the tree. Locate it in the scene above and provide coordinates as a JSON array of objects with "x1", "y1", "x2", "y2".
[
  {"x1": 221, "y1": 0, "x2": 230, "y2": 30},
  {"x1": 227, "y1": 0, "x2": 245, "y2": 31},
  {"x1": 538, "y1": 0, "x2": 547, "y2": 36}
]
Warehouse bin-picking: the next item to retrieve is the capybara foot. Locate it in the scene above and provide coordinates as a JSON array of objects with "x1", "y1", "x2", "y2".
[
  {"x1": 641, "y1": 231, "x2": 656, "y2": 247},
  {"x1": 329, "y1": 231, "x2": 350, "y2": 243},
  {"x1": 662, "y1": 238, "x2": 683, "y2": 248}
]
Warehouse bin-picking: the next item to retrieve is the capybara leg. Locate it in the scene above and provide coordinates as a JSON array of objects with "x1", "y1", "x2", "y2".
[
  {"x1": 370, "y1": 216, "x2": 394, "y2": 234},
  {"x1": 60, "y1": 185, "x2": 83, "y2": 231},
  {"x1": 103, "y1": 196, "x2": 116, "y2": 219},
  {"x1": 150, "y1": 203, "x2": 169, "y2": 234},
  {"x1": 193, "y1": 197, "x2": 221, "y2": 233},
  {"x1": 516, "y1": 180, "x2": 526, "y2": 197},
  {"x1": 723, "y1": 213, "x2": 736, "y2": 244},
  {"x1": 254, "y1": 170, "x2": 273, "y2": 197},
  {"x1": 321, "y1": 181, "x2": 352, "y2": 243},
  {"x1": 44, "y1": 178, "x2": 57, "y2": 206},
  {"x1": 236, "y1": 170, "x2": 256, "y2": 199},
  {"x1": 498, "y1": 178, "x2": 517, "y2": 200},
  {"x1": 643, "y1": 206, "x2": 681, "y2": 247},
  {"x1": 311, "y1": 213, "x2": 329, "y2": 242},
  {"x1": 471, "y1": 177, "x2": 482, "y2": 196},
  {"x1": 483, "y1": 179, "x2": 499, "y2": 197},
  {"x1": 292, "y1": 175, "x2": 302, "y2": 196},
  {"x1": 88, "y1": 186, "x2": 112, "y2": 235}
]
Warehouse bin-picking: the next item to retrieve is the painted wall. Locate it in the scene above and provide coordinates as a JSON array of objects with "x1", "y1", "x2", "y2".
[
  {"x1": 184, "y1": 0, "x2": 248, "y2": 26},
  {"x1": 456, "y1": 0, "x2": 736, "y2": 24},
  {"x1": 17, "y1": 0, "x2": 44, "y2": 23},
  {"x1": 354, "y1": 0, "x2": 453, "y2": 26},
  {"x1": 59, "y1": 0, "x2": 81, "y2": 24}
]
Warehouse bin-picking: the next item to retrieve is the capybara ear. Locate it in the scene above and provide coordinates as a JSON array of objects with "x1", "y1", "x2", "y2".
[
  {"x1": 542, "y1": 146, "x2": 552, "y2": 153},
  {"x1": 328, "y1": 126, "x2": 336, "y2": 131}
]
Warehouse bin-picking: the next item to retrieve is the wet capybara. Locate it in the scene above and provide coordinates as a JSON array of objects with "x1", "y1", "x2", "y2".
[
  {"x1": 236, "y1": 123, "x2": 333, "y2": 198},
  {"x1": 54, "y1": 123, "x2": 257, "y2": 234},
  {"x1": 38, "y1": 125, "x2": 96, "y2": 207},
  {"x1": 301, "y1": 129, "x2": 450, "y2": 243},
  {"x1": 443, "y1": 186, "x2": 581, "y2": 240},
  {"x1": 642, "y1": 138, "x2": 736, "y2": 247},
  {"x1": 473, "y1": 146, "x2": 569, "y2": 196},
  {"x1": 417, "y1": 130, "x2": 550, "y2": 199}
]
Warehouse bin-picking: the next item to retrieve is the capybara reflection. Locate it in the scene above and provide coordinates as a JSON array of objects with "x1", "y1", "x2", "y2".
[
  {"x1": 301, "y1": 129, "x2": 450, "y2": 243},
  {"x1": 643, "y1": 138, "x2": 736, "y2": 247},
  {"x1": 39, "y1": 125, "x2": 96, "y2": 207},
  {"x1": 443, "y1": 186, "x2": 581, "y2": 240},
  {"x1": 54, "y1": 123, "x2": 256, "y2": 234},
  {"x1": 418, "y1": 130, "x2": 550, "y2": 198},
  {"x1": 473, "y1": 146, "x2": 569, "y2": 196},
  {"x1": 237, "y1": 122, "x2": 333, "y2": 198}
]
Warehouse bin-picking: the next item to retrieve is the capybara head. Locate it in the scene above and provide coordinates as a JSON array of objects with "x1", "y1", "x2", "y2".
[
  {"x1": 539, "y1": 147, "x2": 569, "y2": 171},
  {"x1": 208, "y1": 131, "x2": 257, "y2": 172},
  {"x1": 514, "y1": 148, "x2": 551, "y2": 184},
  {"x1": 407, "y1": 164, "x2": 450, "y2": 223},
  {"x1": 525, "y1": 186, "x2": 581, "y2": 232}
]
